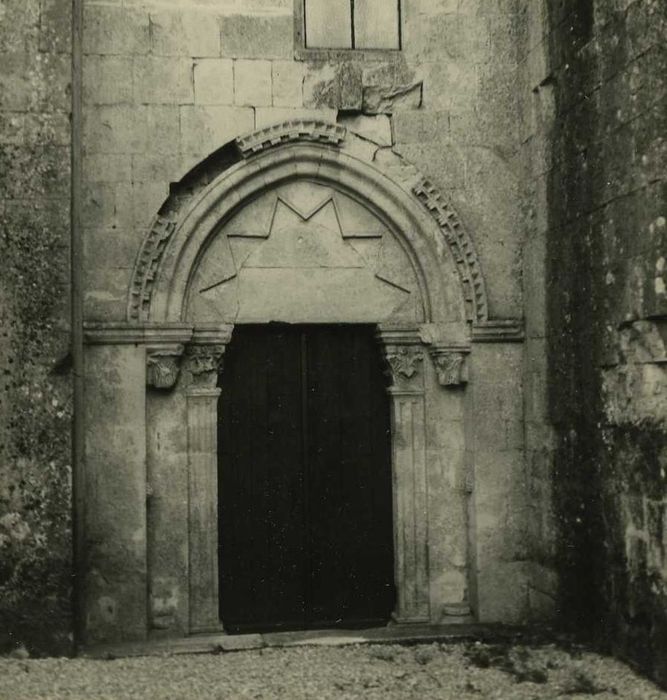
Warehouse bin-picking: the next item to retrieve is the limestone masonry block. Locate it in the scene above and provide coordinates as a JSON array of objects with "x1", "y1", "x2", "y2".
[
  {"x1": 84, "y1": 56, "x2": 133, "y2": 105},
  {"x1": 303, "y1": 62, "x2": 363, "y2": 111},
  {"x1": 133, "y1": 57, "x2": 194, "y2": 105},
  {"x1": 131, "y1": 181, "x2": 170, "y2": 231},
  {"x1": 271, "y1": 61, "x2": 305, "y2": 108},
  {"x1": 234, "y1": 60, "x2": 272, "y2": 107},
  {"x1": 83, "y1": 105, "x2": 180, "y2": 155},
  {"x1": 179, "y1": 105, "x2": 254, "y2": 156},
  {"x1": 337, "y1": 114, "x2": 392, "y2": 147},
  {"x1": 24, "y1": 112, "x2": 70, "y2": 146},
  {"x1": 220, "y1": 14, "x2": 292, "y2": 59},
  {"x1": 83, "y1": 5, "x2": 149, "y2": 56},
  {"x1": 83, "y1": 154, "x2": 132, "y2": 184},
  {"x1": 149, "y1": 10, "x2": 221, "y2": 58},
  {"x1": 1, "y1": 0, "x2": 38, "y2": 52},
  {"x1": 254, "y1": 107, "x2": 337, "y2": 129},
  {"x1": 131, "y1": 154, "x2": 186, "y2": 185},
  {"x1": 39, "y1": 0, "x2": 72, "y2": 54},
  {"x1": 194, "y1": 59, "x2": 234, "y2": 105},
  {"x1": 393, "y1": 112, "x2": 450, "y2": 145}
]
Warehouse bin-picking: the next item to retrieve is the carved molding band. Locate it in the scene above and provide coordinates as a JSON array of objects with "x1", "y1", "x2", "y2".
[
  {"x1": 236, "y1": 120, "x2": 347, "y2": 157},
  {"x1": 413, "y1": 177, "x2": 488, "y2": 324},
  {"x1": 472, "y1": 319, "x2": 524, "y2": 343},
  {"x1": 127, "y1": 120, "x2": 488, "y2": 327},
  {"x1": 128, "y1": 216, "x2": 177, "y2": 321}
]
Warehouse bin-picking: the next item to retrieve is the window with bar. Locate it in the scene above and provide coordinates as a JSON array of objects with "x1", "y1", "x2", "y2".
[{"x1": 303, "y1": 0, "x2": 401, "y2": 50}]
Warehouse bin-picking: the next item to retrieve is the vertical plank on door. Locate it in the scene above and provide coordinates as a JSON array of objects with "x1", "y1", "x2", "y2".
[
  {"x1": 218, "y1": 326, "x2": 305, "y2": 632},
  {"x1": 307, "y1": 326, "x2": 394, "y2": 626}
]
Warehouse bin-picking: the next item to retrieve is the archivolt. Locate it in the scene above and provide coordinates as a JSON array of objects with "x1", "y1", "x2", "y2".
[{"x1": 127, "y1": 119, "x2": 488, "y2": 325}]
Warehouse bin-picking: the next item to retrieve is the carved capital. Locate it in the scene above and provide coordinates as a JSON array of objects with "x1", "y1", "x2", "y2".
[
  {"x1": 187, "y1": 345, "x2": 227, "y2": 380},
  {"x1": 147, "y1": 346, "x2": 184, "y2": 390},
  {"x1": 376, "y1": 326, "x2": 424, "y2": 391},
  {"x1": 386, "y1": 346, "x2": 424, "y2": 382},
  {"x1": 429, "y1": 349, "x2": 469, "y2": 387}
]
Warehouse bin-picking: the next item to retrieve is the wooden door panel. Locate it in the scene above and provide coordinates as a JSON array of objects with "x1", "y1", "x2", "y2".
[
  {"x1": 219, "y1": 324, "x2": 394, "y2": 633},
  {"x1": 306, "y1": 326, "x2": 394, "y2": 626},
  {"x1": 219, "y1": 326, "x2": 306, "y2": 631}
]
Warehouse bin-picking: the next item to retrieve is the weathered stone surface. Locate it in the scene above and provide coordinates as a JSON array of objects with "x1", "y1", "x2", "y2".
[
  {"x1": 271, "y1": 61, "x2": 305, "y2": 108},
  {"x1": 220, "y1": 13, "x2": 292, "y2": 59},
  {"x1": 83, "y1": 5, "x2": 150, "y2": 56},
  {"x1": 5, "y1": 0, "x2": 665, "y2": 678},
  {"x1": 234, "y1": 59, "x2": 272, "y2": 107},
  {"x1": 362, "y1": 82, "x2": 423, "y2": 115},
  {"x1": 132, "y1": 57, "x2": 194, "y2": 105},
  {"x1": 303, "y1": 62, "x2": 363, "y2": 111},
  {"x1": 194, "y1": 59, "x2": 234, "y2": 105},
  {"x1": 83, "y1": 344, "x2": 147, "y2": 643},
  {"x1": 83, "y1": 105, "x2": 181, "y2": 155},
  {"x1": 83, "y1": 55, "x2": 134, "y2": 105},
  {"x1": 254, "y1": 107, "x2": 336, "y2": 129},
  {"x1": 338, "y1": 114, "x2": 392, "y2": 147},
  {"x1": 149, "y1": 10, "x2": 221, "y2": 58},
  {"x1": 179, "y1": 105, "x2": 254, "y2": 156}
]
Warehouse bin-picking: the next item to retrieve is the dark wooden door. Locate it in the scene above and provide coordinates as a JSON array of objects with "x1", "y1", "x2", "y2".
[{"x1": 218, "y1": 324, "x2": 394, "y2": 633}]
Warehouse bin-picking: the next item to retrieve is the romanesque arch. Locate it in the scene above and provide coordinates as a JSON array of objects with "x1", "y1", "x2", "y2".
[{"x1": 82, "y1": 120, "x2": 506, "y2": 642}]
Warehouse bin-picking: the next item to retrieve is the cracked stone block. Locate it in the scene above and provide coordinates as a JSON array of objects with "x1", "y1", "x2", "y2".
[
  {"x1": 362, "y1": 82, "x2": 423, "y2": 114},
  {"x1": 338, "y1": 114, "x2": 392, "y2": 146}
]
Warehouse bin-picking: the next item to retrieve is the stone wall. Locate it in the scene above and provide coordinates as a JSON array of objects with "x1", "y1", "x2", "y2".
[
  {"x1": 520, "y1": 0, "x2": 667, "y2": 686},
  {"x1": 80, "y1": 0, "x2": 544, "y2": 628},
  {"x1": 0, "y1": 0, "x2": 73, "y2": 654}
]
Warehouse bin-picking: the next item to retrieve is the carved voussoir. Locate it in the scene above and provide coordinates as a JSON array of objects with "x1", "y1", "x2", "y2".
[
  {"x1": 236, "y1": 120, "x2": 347, "y2": 157},
  {"x1": 413, "y1": 176, "x2": 488, "y2": 324},
  {"x1": 429, "y1": 349, "x2": 469, "y2": 387},
  {"x1": 147, "y1": 346, "x2": 185, "y2": 390}
]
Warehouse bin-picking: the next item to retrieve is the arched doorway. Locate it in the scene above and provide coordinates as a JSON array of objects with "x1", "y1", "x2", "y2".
[
  {"x1": 81, "y1": 121, "x2": 491, "y2": 644},
  {"x1": 218, "y1": 324, "x2": 394, "y2": 633}
]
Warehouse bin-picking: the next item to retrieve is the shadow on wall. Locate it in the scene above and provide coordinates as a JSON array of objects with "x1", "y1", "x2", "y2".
[{"x1": 545, "y1": 0, "x2": 667, "y2": 688}]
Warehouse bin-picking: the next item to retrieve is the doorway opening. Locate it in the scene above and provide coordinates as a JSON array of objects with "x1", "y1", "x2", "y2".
[{"x1": 218, "y1": 324, "x2": 395, "y2": 633}]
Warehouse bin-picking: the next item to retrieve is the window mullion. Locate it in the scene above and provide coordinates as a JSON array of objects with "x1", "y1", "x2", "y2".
[{"x1": 350, "y1": 0, "x2": 355, "y2": 49}]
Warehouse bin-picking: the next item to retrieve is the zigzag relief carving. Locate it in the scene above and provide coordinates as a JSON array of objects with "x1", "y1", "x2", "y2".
[
  {"x1": 236, "y1": 120, "x2": 347, "y2": 157},
  {"x1": 413, "y1": 177, "x2": 488, "y2": 323},
  {"x1": 190, "y1": 183, "x2": 417, "y2": 324}
]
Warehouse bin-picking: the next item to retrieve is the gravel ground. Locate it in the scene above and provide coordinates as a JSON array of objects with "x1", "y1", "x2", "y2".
[{"x1": 1, "y1": 642, "x2": 665, "y2": 700}]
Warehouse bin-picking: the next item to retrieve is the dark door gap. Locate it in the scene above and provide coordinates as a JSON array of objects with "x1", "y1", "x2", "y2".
[{"x1": 218, "y1": 324, "x2": 394, "y2": 634}]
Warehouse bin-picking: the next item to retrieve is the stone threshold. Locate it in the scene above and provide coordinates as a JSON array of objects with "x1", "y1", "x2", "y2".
[{"x1": 80, "y1": 623, "x2": 546, "y2": 660}]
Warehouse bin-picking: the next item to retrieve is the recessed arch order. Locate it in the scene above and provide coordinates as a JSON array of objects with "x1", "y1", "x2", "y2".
[{"x1": 127, "y1": 119, "x2": 488, "y2": 329}]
